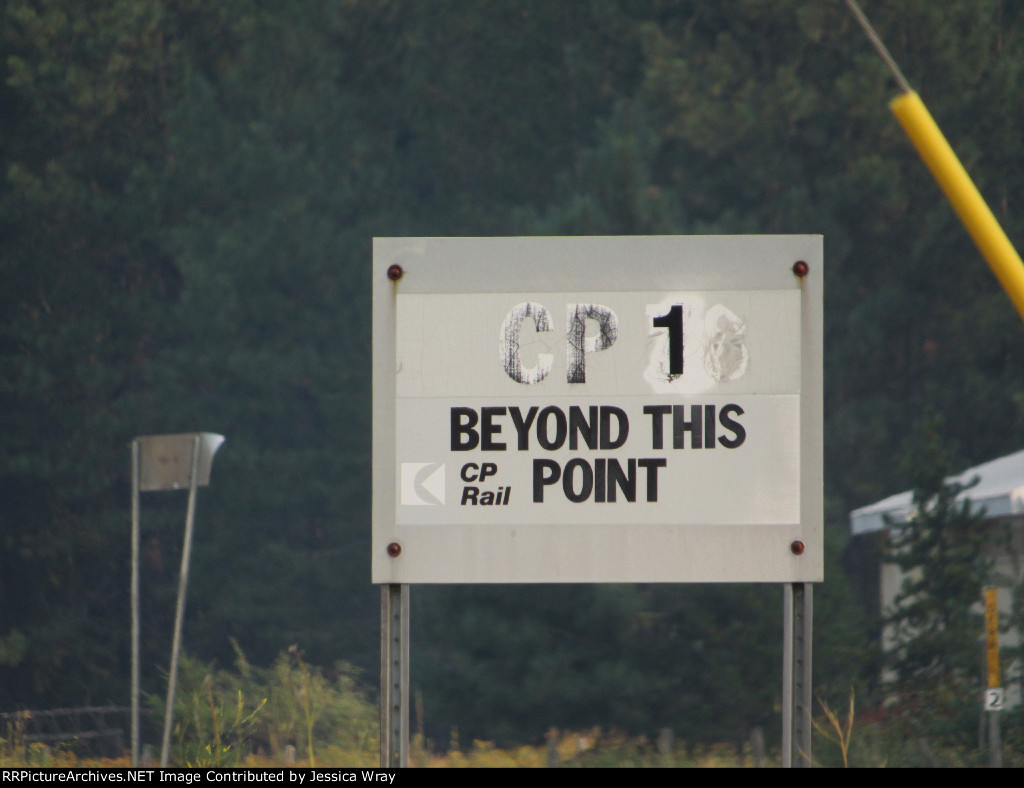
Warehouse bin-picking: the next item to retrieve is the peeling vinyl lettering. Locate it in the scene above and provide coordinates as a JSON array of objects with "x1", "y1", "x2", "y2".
[
  {"x1": 566, "y1": 304, "x2": 618, "y2": 384},
  {"x1": 499, "y1": 301, "x2": 553, "y2": 384},
  {"x1": 703, "y1": 305, "x2": 748, "y2": 382}
]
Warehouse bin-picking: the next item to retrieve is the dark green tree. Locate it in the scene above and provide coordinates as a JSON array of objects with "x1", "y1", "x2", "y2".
[
  {"x1": 0, "y1": 0, "x2": 184, "y2": 706},
  {"x1": 882, "y1": 419, "x2": 991, "y2": 751},
  {"x1": 1, "y1": 0, "x2": 1021, "y2": 754}
]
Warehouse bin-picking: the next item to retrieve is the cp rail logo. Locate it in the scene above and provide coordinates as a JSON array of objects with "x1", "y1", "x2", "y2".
[{"x1": 400, "y1": 462, "x2": 445, "y2": 506}]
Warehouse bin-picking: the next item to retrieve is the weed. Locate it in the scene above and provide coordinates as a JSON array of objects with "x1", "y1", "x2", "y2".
[
  {"x1": 0, "y1": 712, "x2": 75, "y2": 768},
  {"x1": 150, "y1": 643, "x2": 377, "y2": 767},
  {"x1": 172, "y1": 670, "x2": 266, "y2": 767},
  {"x1": 813, "y1": 689, "x2": 855, "y2": 767}
]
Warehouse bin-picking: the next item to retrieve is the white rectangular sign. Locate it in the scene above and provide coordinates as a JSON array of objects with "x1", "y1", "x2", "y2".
[{"x1": 373, "y1": 236, "x2": 822, "y2": 583}]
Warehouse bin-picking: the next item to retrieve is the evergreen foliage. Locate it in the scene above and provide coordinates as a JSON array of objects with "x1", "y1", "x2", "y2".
[
  {"x1": 883, "y1": 418, "x2": 991, "y2": 744},
  {"x1": 0, "y1": 0, "x2": 1022, "y2": 749}
]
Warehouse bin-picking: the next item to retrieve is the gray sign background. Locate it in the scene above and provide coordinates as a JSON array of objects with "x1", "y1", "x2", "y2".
[{"x1": 373, "y1": 236, "x2": 822, "y2": 583}]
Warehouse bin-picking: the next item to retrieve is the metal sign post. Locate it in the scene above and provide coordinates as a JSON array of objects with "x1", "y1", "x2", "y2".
[
  {"x1": 159, "y1": 434, "x2": 203, "y2": 768},
  {"x1": 984, "y1": 587, "x2": 1003, "y2": 768},
  {"x1": 130, "y1": 440, "x2": 142, "y2": 767},
  {"x1": 129, "y1": 432, "x2": 224, "y2": 768},
  {"x1": 380, "y1": 584, "x2": 409, "y2": 768},
  {"x1": 372, "y1": 236, "x2": 823, "y2": 766},
  {"x1": 782, "y1": 582, "x2": 813, "y2": 768}
]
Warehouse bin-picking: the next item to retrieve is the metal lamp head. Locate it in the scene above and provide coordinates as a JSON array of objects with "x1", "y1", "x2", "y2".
[{"x1": 136, "y1": 432, "x2": 225, "y2": 491}]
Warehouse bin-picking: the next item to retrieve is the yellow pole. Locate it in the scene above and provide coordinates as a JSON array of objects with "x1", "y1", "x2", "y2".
[
  {"x1": 890, "y1": 91, "x2": 1024, "y2": 321},
  {"x1": 985, "y1": 587, "x2": 1000, "y2": 689}
]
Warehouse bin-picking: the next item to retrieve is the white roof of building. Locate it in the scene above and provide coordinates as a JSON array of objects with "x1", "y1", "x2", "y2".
[{"x1": 849, "y1": 448, "x2": 1024, "y2": 536}]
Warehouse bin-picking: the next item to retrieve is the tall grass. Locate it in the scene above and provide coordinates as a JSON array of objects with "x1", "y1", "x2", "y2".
[
  {"x1": 152, "y1": 642, "x2": 377, "y2": 767},
  {"x1": 0, "y1": 713, "x2": 77, "y2": 768},
  {"x1": 813, "y1": 689, "x2": 856, "y2": 767}
]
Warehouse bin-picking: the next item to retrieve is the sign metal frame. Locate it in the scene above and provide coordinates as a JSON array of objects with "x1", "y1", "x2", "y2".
[{"x1": 372, "y1": 236, "x2": 822, "y2": 585}]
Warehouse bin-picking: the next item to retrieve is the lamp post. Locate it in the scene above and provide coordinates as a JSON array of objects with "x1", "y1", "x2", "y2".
[{"x1": 130, "y1": 432, "x2": 224, "y2": 767}]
